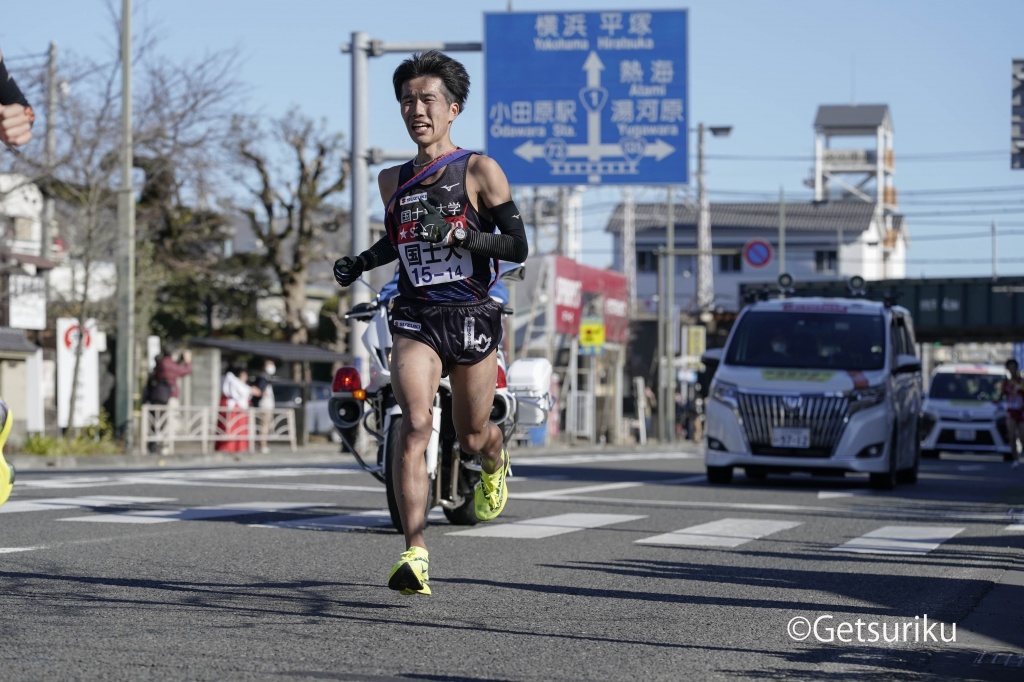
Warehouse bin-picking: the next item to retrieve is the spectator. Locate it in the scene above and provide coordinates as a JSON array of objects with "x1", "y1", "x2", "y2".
[
  {"x1": 250, "y1": 358, "x2": 276, "y2": 454},
  {"x1": 216, "y1": 365, "x2": 253, "y2": 453}
]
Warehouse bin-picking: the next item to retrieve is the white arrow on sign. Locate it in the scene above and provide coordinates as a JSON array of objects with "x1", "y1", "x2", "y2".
[
  {"x1": 512, "y1": 51, "x2": 676, "y2": 172},
  {"x1": 513, "y1": 138, "x2": 675, "y2": 163}
]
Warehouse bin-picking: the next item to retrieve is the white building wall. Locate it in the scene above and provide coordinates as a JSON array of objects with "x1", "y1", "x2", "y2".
[{"x1": 0, "y1": 173, "x2": 44, "y2": 254}]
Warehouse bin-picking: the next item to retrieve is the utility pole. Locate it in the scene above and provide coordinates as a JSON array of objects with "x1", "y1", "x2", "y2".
[
  {"x1": 778, "y1": 185, "x2": 786, "y2": 276},
  {"x1": 694, "y1": 123, "x2": 733, "y2": 312},
  {"x1": 622, "y1": 187, "x2": 635, "y2": 312},
  {"x1": 41, "y1": 42, "x2": 57, "y2": 264},
  {"x1": 556, "y1": 186, "x2": 567, "y2": 256},
  {"x1": 662, "y1": 186, "x2": 675, "y2": 443},
  {"x1": 114, "y1": 0, "x2": 135, "y2": 447},
  {"x1": 696, "y1": 123, "x2": 712, "y2": 313}
]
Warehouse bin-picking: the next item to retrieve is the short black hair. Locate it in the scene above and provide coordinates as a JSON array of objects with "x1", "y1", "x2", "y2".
[
  {"x1": 1008, "y1": 358, "x2": 1019, "y2": 369},
  {"x1": 392, "y1": 50, "x2": 470, "y2": 112}
]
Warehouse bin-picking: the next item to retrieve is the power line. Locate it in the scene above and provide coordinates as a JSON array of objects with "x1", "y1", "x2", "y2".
[
  {"x1": 899, "y1": 184, "x2": 1024, "y2": 196},
  {"x1": 704, "y1": 150, "x2": 1005, "y2": 163},
  {"x1": 900, "y1": 207, "x2": 1024, "y2": 218}
]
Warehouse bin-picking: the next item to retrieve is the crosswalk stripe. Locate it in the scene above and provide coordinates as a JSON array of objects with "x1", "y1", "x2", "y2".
[
  {"x1": 60, "y1": 502, "x2": 325, "y2": 524},
  {"x1": 446, "y1": 512, "x2": 645, "y2": 538},
  {"x1": 636, "y1": 518, "x2": 802, "y2": 548},
  {"x1": 513, "y1": 482, "x2": 643, "y2": 499},
  {"x1": 817, "y1": 490, "x2": 873, "y2": 499},
  {"x1": 0, "y1": 496, "x2": 176, "y2": 514},
  {"x1": 255, "y1": 508, "x2": 444, "y2": 531},
  {"x1": 521, "y1": 452, "x2": 699, "y2": 465},
  {"x1": 1005, "y1": 524, "x2": 1024, "y2": 532},
  {"x1": 830, "y1": 526, "x2": 964, "y2": 555}
]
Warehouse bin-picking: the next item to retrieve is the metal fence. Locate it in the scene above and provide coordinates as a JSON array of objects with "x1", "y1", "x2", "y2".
[{"x1": 140, "y1": 405, "x2": 297, "y2": 455}]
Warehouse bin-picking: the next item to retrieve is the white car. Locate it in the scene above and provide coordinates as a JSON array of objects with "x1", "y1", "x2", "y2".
[
  {"x1": 703, "y1": 296, "x2": 923, "y2": 489},
  {"x1": 919, "y1": 363, "x2": 1012, "y2": 460}
]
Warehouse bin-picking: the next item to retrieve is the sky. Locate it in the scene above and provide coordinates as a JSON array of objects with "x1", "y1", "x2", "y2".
[{"x1": 3, "y1": 0, "x2": 1023, "y2": 278}]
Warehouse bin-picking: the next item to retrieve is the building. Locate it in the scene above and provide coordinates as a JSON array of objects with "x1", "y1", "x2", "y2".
[
  {"x1": 605, "y1": 103, "x2": 908, "y2": 314},
  {"x1": 606, "y1": 199, "x2": 907, "y2": 313}
]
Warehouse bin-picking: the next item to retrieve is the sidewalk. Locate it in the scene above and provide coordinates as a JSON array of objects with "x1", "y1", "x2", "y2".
[{"x1": 8, "y1": 439, "x2": 699, "y2": 472}]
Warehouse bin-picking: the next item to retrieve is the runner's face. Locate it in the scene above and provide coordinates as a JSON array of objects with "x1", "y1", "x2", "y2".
[{"x1": 401, "y1": 76, "x2": 458, "y2": 147}]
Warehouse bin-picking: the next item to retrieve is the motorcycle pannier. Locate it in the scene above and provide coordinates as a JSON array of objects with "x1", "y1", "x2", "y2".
[{"x1": 507, "y1": 357, "x2": 553, "y2": 427}]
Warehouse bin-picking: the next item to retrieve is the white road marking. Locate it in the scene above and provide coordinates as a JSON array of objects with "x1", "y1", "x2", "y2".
[
  {"x1": 60, "y1": 501, "x2": 326, "y2": 524},
  {"x1": 830, "y1": 526, "x2": 964, "y2": 555},
  {"x1": 512, "y1": 475, "x2": 706, "y2": 500},
  {"x1": 0, "y1": 547, "x2": 41, "y2": 554},
  {"x1": 636, "y1": 518, "x2": 802, "y2": 548},
  {"x1": 818, "y1": 490, "x2": 873, "y2": 499},
  {"x1": 16, "y1": 467, "x2": 361, "y2": 490},
  {"x1": 255, "y1": 508, "x2": 444, "y2": 531},
  {"x1": 528, "y1": 493, "x2": 1016, "y2": 523},
  {"x1": 521, "y1": 452, "x2": 700, "y2": 465},
  {"x1": 0, "y1": 496, "x2": 176, "y2": 514},
  {"x1": 446, "y1": 512, "x2": 645, "y2": 539},
  {"x1": 121, "y1": 477, "x2": 384, "y2": 494},
  {"x1": 1005, "y1": 525, "x2": 1024, "y2": 532},
  {"x1": 514, "y1": 482, "x2": 643, "y2": 499}
]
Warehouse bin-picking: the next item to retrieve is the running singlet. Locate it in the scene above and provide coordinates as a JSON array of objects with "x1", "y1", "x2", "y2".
[
  {"x1": 388, "y1": 152, "x2": 496, "y2": 303},
  {"x1": 1002, "y1": 378, "x2": 1024, "y2": 418}
]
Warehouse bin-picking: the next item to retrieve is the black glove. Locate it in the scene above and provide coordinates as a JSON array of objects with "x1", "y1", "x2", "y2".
[
  {"x1": 415, "y1": 199, "x2": 450, "y2": 243},
  {"x1": 334, "y1": 255, "x2": 365, "y2": 287}
]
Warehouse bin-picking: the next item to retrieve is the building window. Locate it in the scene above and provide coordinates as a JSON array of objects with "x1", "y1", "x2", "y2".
[
  {"x1": 636, "y1": 249, "x2": 657, "y2": 272},
  {"x1": 3, "y1": 216, "x2": 34, "y2": 241},
  {"x1": 719, "y1": 253, "x2": 742, "y2": 273},
  {"x1": 815, "y1": 250, "x2": 837, "y2": 273}
]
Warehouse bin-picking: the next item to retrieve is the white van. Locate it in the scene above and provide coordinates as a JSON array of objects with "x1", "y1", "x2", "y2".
[
  {"x1": 920, "y1": 363, "x2": 1012, "y2": 460},
  {"x1": 702, "y1": 296, "x2": 922, "y2": 489}
]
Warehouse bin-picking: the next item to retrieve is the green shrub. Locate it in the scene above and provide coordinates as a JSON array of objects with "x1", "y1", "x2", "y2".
[{"x1": 19, "y1": 410, "x2": 124, "y2": 456}]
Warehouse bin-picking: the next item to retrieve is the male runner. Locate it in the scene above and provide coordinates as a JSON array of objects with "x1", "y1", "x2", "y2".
[
  {"x1": 0, "y1": 47, "x2": 34, "y2": 505},
  {"x1": 334, "y1": 50, "x2": 528, "y2": 595}
]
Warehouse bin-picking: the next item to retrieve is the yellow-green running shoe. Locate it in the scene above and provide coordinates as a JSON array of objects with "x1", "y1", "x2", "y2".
[
  {"x1": 474, "y1": 448, "x2": 510, "y2": 521},
  {"x1": 0, "y1": 399, "x2": 14, "y2": 507},
  {"x1": 387, "y1": 546, "x2": 430, "y2": 595}
]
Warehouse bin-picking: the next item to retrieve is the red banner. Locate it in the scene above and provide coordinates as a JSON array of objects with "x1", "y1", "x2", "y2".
[{"x1": 552, "y1": 256, "x2": 629, "y2": 344}]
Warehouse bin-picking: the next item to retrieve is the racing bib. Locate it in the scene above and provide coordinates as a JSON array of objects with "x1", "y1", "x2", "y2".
[{"x1": 395, "y1": 200, "x2": 473, "y2": 287}]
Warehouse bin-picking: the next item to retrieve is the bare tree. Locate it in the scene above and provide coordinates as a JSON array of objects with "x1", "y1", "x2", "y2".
[
  {"x1": 228, "y1": 109, "x2": 349, "y2": 345},
  {"x1": 2, "y1": 5, "x2": 246, "y2": 436}
]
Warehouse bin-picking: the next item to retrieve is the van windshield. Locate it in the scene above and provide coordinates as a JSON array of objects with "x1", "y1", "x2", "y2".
[
  {"x1": 928, "y1": 373, "x2": 1001, "y2": 401},
  {"x1": 725, "y1": 310, "x2": 886, "y2": 370}
]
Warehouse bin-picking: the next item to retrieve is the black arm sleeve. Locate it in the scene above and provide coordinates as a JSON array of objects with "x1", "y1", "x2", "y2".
[
  {"x1": 462, "y1": 200, "x2": 529, "y2": 263},
  {"x1": 358, "y1": 235, "x2": 399, "y2": 269},
  {"x1": 0, "y1": 54, "x2": 31, "y2": 110}
]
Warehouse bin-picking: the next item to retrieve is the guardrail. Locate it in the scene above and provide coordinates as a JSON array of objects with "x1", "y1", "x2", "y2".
[{"x1": 140, "y1": 405, "x2": 297, "y2": 455}]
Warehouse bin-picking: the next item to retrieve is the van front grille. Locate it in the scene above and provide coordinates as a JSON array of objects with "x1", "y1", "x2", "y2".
[{"x1": 738, "y1": 393, "x2": 850, "y2": 457}]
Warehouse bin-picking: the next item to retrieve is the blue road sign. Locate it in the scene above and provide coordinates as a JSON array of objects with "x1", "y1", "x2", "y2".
[{"x1": 484, "y1": 10, "x2": 688, "y2": 186}]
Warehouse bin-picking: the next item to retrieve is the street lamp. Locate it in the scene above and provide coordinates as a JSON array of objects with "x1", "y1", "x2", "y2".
[{"x1": 695, "y1": 123, "x2": 732, "y2": 314}]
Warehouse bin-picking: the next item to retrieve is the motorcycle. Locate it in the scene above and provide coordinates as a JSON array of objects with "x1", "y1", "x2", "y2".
[{"x1": 328, "y1": 265, "x2": 552, "y2": 532}]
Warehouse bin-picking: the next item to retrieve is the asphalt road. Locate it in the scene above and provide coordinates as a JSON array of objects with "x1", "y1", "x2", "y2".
[{"x1": 2, "y1": 444, "x2": 1023, "y2": 681}]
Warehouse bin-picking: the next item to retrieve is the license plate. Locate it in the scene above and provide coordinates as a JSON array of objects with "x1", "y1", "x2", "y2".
[
  {"x1": 772, "y1": 427, "x2": 811, "y2": 448},
  {"x1": 955, "y1": 429, "x2": 975, "y2": 441}
]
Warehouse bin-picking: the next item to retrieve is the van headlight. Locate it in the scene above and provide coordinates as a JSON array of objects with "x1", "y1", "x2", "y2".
[
  {"x1": 848, "y1": 384, "x2": 886, "y2": 414},
  {"x1": 711, "y1": 382, "x2": 739, "y2": 408}
]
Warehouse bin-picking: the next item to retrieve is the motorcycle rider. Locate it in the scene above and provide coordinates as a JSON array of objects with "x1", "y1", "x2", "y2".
[
  {"x1": 334, "y1": 50, "x2": 528, "y2": 595},
  {"x1": 0, "y1": 47, "x2": 34, "y2": 506}
]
